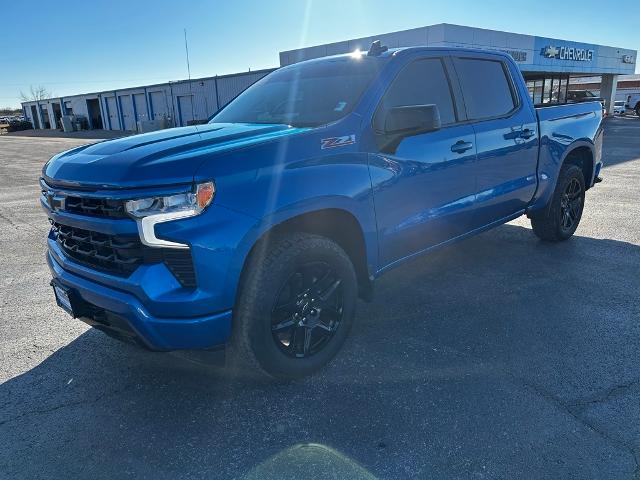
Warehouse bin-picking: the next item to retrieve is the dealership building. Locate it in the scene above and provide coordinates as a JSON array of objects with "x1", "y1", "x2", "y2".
[{"x1": 22, "y1": 23, "x2": 637, "y2": 132}]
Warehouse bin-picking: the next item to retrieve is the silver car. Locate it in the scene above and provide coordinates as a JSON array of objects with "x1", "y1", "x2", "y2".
[{"x1": 614, "y1": 101, "x2": 627, "y2": 115}]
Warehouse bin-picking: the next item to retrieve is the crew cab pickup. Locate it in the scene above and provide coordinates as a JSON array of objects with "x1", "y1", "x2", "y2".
[{"x1": 42, "y1": 44, "x2": 603, "y2": 379}]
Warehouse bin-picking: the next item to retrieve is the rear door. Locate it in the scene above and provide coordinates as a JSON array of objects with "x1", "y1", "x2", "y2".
[
  {"x1": 452, "y1": 54, "x2": 538, "y2": 226},
  {"x1": 369, "y1": 56, "x2": 478, "y2": 266}
]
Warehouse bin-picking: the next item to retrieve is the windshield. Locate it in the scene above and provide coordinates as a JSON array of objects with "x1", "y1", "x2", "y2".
[{"x1": 210, "y1": 57, "x2": 385, "y2": 127}]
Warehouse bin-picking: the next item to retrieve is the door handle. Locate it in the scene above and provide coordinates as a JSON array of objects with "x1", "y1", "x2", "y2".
[
  {"x1": 519, "y1": 128, "x2": 536, "y2": 139},
  {"x1": 450, "y1": 140, "x2": 473, "y2": 154}
]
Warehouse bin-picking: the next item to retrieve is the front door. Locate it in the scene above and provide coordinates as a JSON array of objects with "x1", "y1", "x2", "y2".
[
  {"x1": 369, "y1": 56, "x2": 477, "y2": 266},
  {"x1": 452, "y1": 55, "x2": 539, "y2": 226}
]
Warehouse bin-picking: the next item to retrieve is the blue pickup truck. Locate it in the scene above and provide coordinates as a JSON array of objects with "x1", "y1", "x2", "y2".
[{"x1": 42, "y1": 44, "x2": 603, "y2": 379}]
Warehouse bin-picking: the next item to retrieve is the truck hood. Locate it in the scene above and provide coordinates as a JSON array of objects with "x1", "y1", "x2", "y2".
[{"x1": 43, "y1": 123, "x2": 309, "y2": 190}]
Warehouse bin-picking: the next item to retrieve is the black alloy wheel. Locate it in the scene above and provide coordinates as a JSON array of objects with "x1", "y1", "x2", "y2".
[
  {"x1": 231, "y1": 232, "x2": 357, "y2": 379},
  {"x1": 271, "y1": 262, "x2": 344, "y2": 359},
  {"x1": 559, "y1": 177, "x2": 583, "y2": 234},
  {"x1": 530, "y1": 163, "x2": 585, "y2": 242}
]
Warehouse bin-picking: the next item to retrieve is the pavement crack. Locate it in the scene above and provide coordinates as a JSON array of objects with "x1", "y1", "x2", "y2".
[
  {"x1": 0, "y1": 382, "x2": 136, "y2": 427},
  {"x1": 434, "y1": 343, "x2": 640, "y2": 476},
  {"x1": 567, "y1": 378, "x2": 640, "y2": 409},
  {"x1": 516, "y1": 377, "x2": 640, "y2": 477}
]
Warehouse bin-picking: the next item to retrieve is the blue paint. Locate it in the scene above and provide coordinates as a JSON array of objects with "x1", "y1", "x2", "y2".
[
  {"x1": 103, "y1": 96, "x2": 112, "y2": 130},
  {"x1": 176, "y1": 95, "x2": 183, "y2": 127},
  {"x1": 42, "y1": 48, "x2": 603, "y2": 352},
  {"x1": 116, "y1": 92, "x2": 125, "y2": 130},
  {"x1": 131, "y1": 94, "x2": 138, "y2": 129},
  {"x1": 38, "y1": 103, "x2": 47, "y2": 129},
  {"x1": 148, "y1": 90, "x2": 155, "y2": 119},
  {"x1": 98, "y1": 95, "x2": 107, "y2": 130},
  {"x1": 144, "y1": 87, "x2": 151, "y2": 120}
]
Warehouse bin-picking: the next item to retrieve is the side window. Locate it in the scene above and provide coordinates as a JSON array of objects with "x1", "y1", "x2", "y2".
[
  {"x1": 374, "y1": 58, "x2": 456, "y2": 130},
  {"x1": 454, "y1": 58, "x2": 517, "y2": 120}
]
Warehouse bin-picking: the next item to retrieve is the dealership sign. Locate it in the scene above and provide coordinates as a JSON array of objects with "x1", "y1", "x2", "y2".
[
  {"x1": 542, "y1": 45, "x2": 594, "y2": 62},
  {"x1": 500, "y1": 49, "x2": 527, "y2": 62}
]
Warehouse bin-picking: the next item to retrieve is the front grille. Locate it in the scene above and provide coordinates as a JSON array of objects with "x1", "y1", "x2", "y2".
[
  {"x1": 65, "y1": 196, "x2": 127, "y2": 218},
  {"x1": 51, "y1": 221, "x2": 196, "y2": 288},
  {"x1": 40, "y1": 181, "x2": 127, "y2": 218}
]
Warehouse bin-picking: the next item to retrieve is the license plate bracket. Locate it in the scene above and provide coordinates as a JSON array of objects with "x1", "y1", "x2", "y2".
[{"x1": 51, "y1": 281, "x2": 77, "y2": 317}]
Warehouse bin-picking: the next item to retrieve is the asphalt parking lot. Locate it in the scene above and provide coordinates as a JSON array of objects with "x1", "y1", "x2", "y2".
[{"x1": 1, "y1": 117, "x2": 639, "y2": 480}]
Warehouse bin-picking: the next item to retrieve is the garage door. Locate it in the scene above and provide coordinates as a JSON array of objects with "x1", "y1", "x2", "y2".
[
  {"x1": 177, "y1": 95, "x2": 194, "y2": 126},
  {"x1": 105, "y1": 96, "x2": 119, "y2": 130},
  {"x1": 133, "y1": 93, "x2": 148, "y2": 124},
  {"x1": 149, "y1": 91, "x2": 169, "y2": 120},
  {"x1": 119, "y1": 95, "x2": 136, "y2": 131}
]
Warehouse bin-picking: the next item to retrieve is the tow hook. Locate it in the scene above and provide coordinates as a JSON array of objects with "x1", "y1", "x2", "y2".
[{"x1": 594, "y1": 176, "x2": 603, "y2": 184}]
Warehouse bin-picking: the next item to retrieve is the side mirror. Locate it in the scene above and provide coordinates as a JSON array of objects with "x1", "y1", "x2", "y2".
[{"x1": 384, "y1": 104, "x2": 441, "y2": 136}]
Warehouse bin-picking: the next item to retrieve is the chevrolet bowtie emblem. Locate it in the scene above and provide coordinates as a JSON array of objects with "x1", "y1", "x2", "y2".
[{"x1": 543, "y1": 46, "x2": 559, "y2": 58}]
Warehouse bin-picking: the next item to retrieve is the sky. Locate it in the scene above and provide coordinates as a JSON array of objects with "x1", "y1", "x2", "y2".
[{"x1": 2, "y1": 0, "x2": 639, "y2": 108}]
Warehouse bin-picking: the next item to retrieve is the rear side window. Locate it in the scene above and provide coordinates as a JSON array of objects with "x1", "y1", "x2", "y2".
[
  {"x1": 454, "y1": 58, "x2": 517, "y2": 120},
  {"x1": 375, "y1": 58, "x2": 456, "y2": 129}
]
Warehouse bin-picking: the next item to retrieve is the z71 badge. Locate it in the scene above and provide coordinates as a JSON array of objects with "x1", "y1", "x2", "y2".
[{"x1": 321, "y1": 135, "x2": 356, "y2": 149}]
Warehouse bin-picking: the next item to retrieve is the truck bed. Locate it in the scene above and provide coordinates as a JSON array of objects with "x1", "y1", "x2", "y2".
[{"x1": 530, "y1": 100, "x2": 603, "y2": 212}]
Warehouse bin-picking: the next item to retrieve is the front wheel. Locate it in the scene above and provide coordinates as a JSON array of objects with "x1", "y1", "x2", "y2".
[
  {"x1": 230, "y1": 232, "x2": 357, "y2": 380},
  {"x1": 530, "y1": 164, "x2": 585, "y2": 242}
]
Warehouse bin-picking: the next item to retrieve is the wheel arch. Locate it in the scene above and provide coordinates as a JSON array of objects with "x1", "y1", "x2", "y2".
[
  {"x1": 528, "y1": 139, "x2": 596, "y2": 217},
  {"x1": 562, "y1": 144, "x2": 595, "y2": 190},
  {"x1": 238, "y1": 207, "x2": 375, "y2": 303}
]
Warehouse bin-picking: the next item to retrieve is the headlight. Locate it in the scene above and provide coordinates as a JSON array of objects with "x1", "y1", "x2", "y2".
[
  {"x1": 126, "y1": 181, "x2": 215, "y2": 248},
  {"x1": 125, "y1": 182, "x2": 214, "y2": 218}
]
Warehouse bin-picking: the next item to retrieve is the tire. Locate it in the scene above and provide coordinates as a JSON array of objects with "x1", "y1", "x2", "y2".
[
  {"x1": 530, "y1": 164, "x2": 586, "y2": 242},
  {"x1": 229, "y1": 232, "x2": 357, "y2": 380},
  {"x1": 635, "y1": 105, "x2": 640, "y2": 118}
]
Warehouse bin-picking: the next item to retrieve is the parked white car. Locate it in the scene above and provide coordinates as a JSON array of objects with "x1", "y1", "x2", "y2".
[
  {"x1": 613, "y1": 101, "x2": 627, "y2": 115},
  {"x1": 626, "y1": 94, "x2": 640, "y2": 117}
]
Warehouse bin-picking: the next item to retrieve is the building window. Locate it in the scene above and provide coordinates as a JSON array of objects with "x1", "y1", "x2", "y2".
[
  {"x1": 523, "y1": 74, "x2": 570, "y2": 106},
  {"x1": 558, "y1": 77, "x2": 568, "y2": 103}
]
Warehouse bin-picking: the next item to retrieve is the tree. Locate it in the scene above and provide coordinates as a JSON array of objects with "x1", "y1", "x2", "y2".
[
  {"x1": 0, "y1": 107, "x2": 22, "y2": 116},
  {"x1": 19, "y1": 85, "x2": 53, "y2": 102}
]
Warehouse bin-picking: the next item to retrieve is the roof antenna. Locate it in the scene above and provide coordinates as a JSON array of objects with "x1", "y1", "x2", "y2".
[
  {"x1": 184, "y1": 28, "x2": 196, "y2": 126},
  {"x1": 368, "y1": 40, "x2": 388, "y2": 57}
]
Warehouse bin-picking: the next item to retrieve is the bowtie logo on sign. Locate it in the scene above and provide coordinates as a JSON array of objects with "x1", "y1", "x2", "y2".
[{"x1": 542, "y1": 45, "x2": 594, "y2": 62}]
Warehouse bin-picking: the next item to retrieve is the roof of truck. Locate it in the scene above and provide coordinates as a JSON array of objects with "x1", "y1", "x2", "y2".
[{"x1": 283, "y1": 45, "x2": 514, "y2": 70}]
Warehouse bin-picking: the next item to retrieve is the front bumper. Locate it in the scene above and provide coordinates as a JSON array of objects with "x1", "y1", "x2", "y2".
[{"x1": 48, "y1": 250, "x2": 232, "y2": 350}]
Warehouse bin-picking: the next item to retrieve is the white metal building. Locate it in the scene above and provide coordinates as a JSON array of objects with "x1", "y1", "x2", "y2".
[{"x1": 22, "y1": 69, "x2": 273, "y2": 132}]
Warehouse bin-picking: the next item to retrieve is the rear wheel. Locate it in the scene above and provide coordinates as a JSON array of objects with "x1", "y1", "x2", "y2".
[
  {"x1": 530, "y1": 164, "x2": 585, "y2": 242},
  {"x1": 230, "y1": 232, "x2": 357, "y2": 380},
  {"x1": 635, "y1": 105, "x2": 640, "y2": 117}
]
